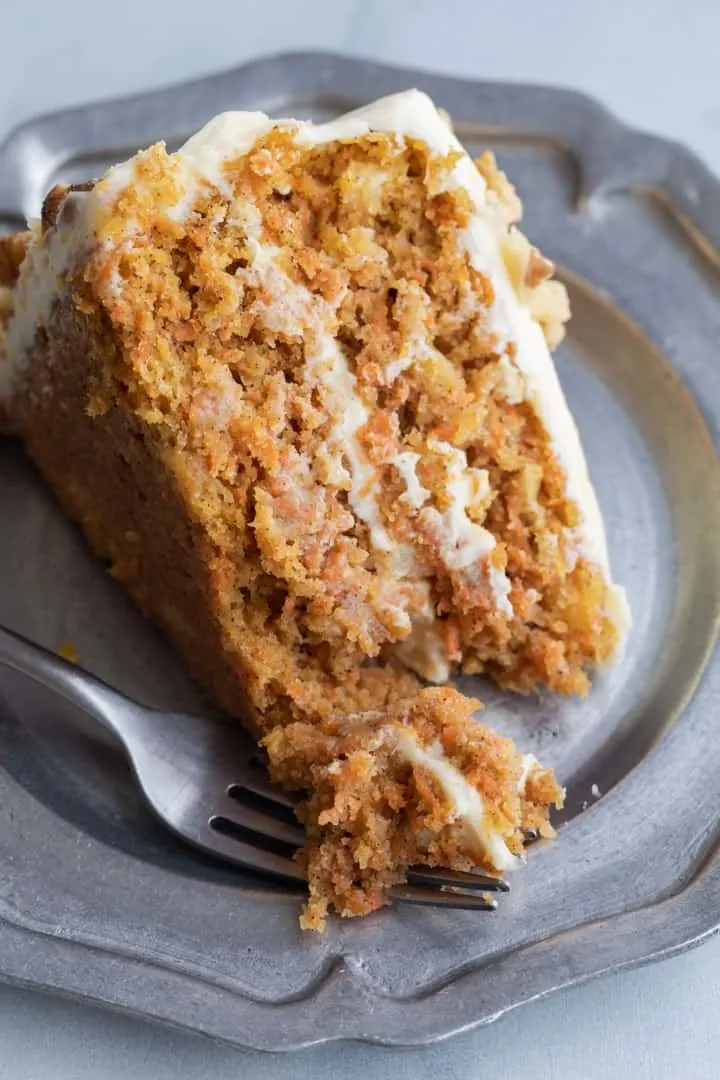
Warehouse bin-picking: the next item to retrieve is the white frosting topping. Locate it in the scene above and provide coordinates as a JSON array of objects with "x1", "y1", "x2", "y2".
[
  {"x1": 496, "y1": 353, "x2": 525, "y2": 403},
  {"x1": 487, "y1": 564, "x2": 514, "y2": 619},
  {"x1": 383, "y1": 352, "x2": 413, "y2": 384},
  {"x1": 517, "y1": 752, "x2": 539, "y2": 793},
  {"x1": 394, "y1": 622, "x2": 451, "y2": 683},
  {"x1": 393, "y1": 588, "x2": 451, "y2": 683},
  {"x1": 421, "y1": 438, "x2": 497, "y2": 573},
  {"x1": 310, "y1": 328, "x2": 395, "y2": 555},
  {"x1": 179, "y1": 113, "x2": 275, "y2": 196},
  {"x1": 394, "y1": 728, "x2": 523, "y2": 871},
  {"x1": 394, "y1": 451, "x2": 429, "y2": 510}
]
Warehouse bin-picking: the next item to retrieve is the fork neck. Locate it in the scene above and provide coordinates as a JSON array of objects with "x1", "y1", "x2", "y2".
[{"x1": 0, "y1": 622, "x2": 142, "y2": 742}]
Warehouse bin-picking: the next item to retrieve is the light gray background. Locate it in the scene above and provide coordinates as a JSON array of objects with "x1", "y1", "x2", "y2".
[{"x1": 1, "y1": 1, "x2": 719, "y2": 1076}]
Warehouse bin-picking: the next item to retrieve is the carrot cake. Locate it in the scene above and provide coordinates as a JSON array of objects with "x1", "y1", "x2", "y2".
[{"x1": 0, "y1": 90, "x2": 628, "y2": 927}]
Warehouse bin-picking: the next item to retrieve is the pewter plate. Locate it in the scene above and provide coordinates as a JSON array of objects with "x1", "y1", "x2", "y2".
[{"x1": 0, "y1": 52, "x2": 719, "y2": 1050}]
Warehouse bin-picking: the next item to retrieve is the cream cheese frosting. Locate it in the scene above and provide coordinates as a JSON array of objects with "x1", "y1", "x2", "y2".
[{"x1": 393, "y1": 726, "x2": 524, "y2": 871}]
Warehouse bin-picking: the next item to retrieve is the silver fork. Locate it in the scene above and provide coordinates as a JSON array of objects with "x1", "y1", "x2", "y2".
[{"x1": 0, "y1": 623, "x2": 509, "y2": 911}]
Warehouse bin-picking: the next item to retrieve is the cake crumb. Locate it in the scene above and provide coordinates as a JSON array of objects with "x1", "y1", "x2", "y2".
[{"x1": 58, "y1": 640, "x2": 80, "y2": 664}]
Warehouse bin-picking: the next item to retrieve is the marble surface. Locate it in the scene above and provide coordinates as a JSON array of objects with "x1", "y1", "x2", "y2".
[{"x1": 1, "y1": 0, "x2": 719, "y2": 1076}]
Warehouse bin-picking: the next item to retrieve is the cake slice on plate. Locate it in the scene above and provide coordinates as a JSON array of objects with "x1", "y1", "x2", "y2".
[{"x1": 0, "y1": 91, "x2": 627, "y2": 927}]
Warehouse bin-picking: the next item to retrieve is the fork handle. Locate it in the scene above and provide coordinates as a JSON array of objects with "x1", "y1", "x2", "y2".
[{"x1": 0, "y1": 622, "x2": 139, "y2": 741}]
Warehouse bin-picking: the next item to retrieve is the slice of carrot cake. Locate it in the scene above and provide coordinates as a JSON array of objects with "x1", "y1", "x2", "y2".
[{"x1": 0, "y1": 90, "x2": 627, "y2": 926}]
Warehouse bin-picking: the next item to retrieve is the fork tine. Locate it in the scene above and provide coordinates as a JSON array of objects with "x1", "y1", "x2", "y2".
[
  {"x1": 217, "y1": 791, "x2": 511, "y2": 894},
  {"x1": 199, "y1": 820, "x2": 306, "y2": 883},
  {"x1": 210, "y1": 777, "x2": 510, "y2": 908},
  {"x1": 407, "y1": 867, "x2": 510, "y2": 893},
  {"x1": 230, "y1": 776, "x2": 297, "y2": 811},
  {"x1": 212, "y1": 794, "x2": 305, "y2": 847},
  {"x1": 196, "y1": 820, "x2": 503, "y2": 910},
  {"x1": 389, "y1": 884, "x2": 498, "y2": 911}
]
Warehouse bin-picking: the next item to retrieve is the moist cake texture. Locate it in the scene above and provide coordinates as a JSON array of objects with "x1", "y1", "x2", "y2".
[
  {"x1": 0, "y1": 91, "x2": 627, "y2": 926},
  {"x1": 267, "y1": 686, "x2": 561, "y2": 929}
]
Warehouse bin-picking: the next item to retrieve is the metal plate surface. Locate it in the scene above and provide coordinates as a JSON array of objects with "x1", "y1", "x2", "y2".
[{"x1": 0, "y1": 51, "x2": 719, "y2": 1050}]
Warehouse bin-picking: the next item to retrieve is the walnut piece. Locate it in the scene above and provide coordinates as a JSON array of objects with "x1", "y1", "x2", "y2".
[
  {"x1": 41, "y1": 181, "x2": 94, "y2": 234},
  {"x1": 530, "y1": 280, "x2": 571, "y2": 350}
]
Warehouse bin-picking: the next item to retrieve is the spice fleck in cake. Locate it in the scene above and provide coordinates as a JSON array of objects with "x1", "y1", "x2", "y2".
[{"x1": 0, "y1": 91, "x2": 628, "y2": 928}]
